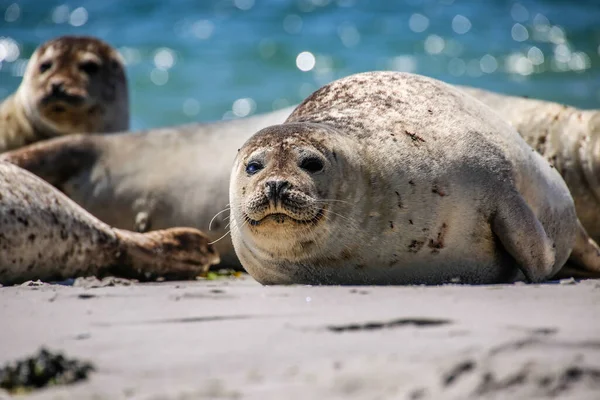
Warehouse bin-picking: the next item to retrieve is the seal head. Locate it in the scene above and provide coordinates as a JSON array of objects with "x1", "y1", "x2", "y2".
[
  {"x1": 230, "y1": 123, "x2": 358, "y2": 284},
  {"x1": 18, "y1": 35, "x2": 128, "y2": 136}
]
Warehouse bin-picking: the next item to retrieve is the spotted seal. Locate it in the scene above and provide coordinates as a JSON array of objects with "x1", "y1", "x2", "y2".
[
  {"x1": 228, "y1": 71, "x2": 600, "y2": 285},
  {"x1": 0, "y1": 162, "x2": 219, "y2": 286},
  {"x1": 0, "y1": 35, "x2": 128, "y2": 152}
]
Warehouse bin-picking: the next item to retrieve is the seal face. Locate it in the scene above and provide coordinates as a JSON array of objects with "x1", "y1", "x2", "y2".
[
  {"x1": 230, "y1": 71, "x2": 594, "y2": 286},
  {"x1": 240, "y1": 127, "x2": 330, "y2": 228},
  {"x1": 0, "y1": 35, "x2": 129, "y2": 152}
]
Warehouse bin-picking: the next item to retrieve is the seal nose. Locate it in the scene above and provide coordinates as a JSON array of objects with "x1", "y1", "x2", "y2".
[
  {"x1": 50, "y1": 81, "x2": 65, "y2": 95},
  {"x1": 265, "y1": 179, "x2": 289, "y2": 203},
  {"x1": 47, "y1": 79, "x2": 85, "y2": 105}
]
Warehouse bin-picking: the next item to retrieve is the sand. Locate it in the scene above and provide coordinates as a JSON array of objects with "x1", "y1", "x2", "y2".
[{"x1": 1, "y1": 276, "x2": 599, "y2": 399}]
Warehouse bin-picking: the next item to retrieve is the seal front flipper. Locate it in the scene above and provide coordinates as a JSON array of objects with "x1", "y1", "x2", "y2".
[
  {"x1": 491, "y1": 194, "x2": 557, "y2": 283},
  {"x1": 111, "y1": 228, "x2": 221, "y2": 281},
  {"x1": 561, "y1": 220, "x2": 600, "y2": 278},
  {"x1": 0, "y1": 134, "x2": 99, "y2": 190}
]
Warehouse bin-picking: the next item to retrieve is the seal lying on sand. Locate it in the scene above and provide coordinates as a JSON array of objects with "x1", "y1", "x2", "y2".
[
  {"x1": 0, "y1": 162, "x2": 219, "y2": 286},
  {"x1": 0, "y1": 35, "x2": 128, "y2": 152},
  {"x1": 228, "y1": 71, "x2": 600, "y2": 285},
  {"x1": 2, "y1": 86, "x2": 599, "y2": 268}
]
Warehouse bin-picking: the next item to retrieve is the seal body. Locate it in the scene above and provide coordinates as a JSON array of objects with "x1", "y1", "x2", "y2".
[
  {"x1": 229, "y1": 72, "x2": 600, "y2": 285},
  {"x1": 461, "y1": 87, "x2": 600, "y2": 243},
  {"x1": 0, "y1": 162, "x2": 219, "y2": 285},
  {"x1": 0, "y1": 35, "x2": 129, "y2": 152}
]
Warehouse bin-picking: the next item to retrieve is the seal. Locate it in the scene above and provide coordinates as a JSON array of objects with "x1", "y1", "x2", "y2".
[
  {"x1": 0, "y1": 107, "x2": 293, "y2": 267},
  {"x1": 2, "y1": 87, "x2": 599, "y2": 268},
  {"x1": 228, "y1": 71, "x2": 600, "y2": 285},
  {"x1": 0, "y1": 35, "x2": 129, "y2": 152},
  {"x1": 460, "y1": 86, "x2": 600, "y2": 242},
  {"x1": 0, "y1": 161, "x2": 219, "y2": 286}
]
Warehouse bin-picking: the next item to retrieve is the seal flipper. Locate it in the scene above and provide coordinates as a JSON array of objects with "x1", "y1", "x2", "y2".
[
  {"x1": 0, "y1": 134, "x2": 98, "y2": 189},
  {"x1": 561, "y1": 220, "x2": 600, "y2": 277},
  {"x1": 111, "y1": 228, "x2": 221, "y2": 281},
  {"x1": 491, "y1": 195, "x2": 557, "y2": 283}
]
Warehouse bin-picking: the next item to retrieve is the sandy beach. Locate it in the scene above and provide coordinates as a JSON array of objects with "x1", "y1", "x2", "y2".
[{"x1": 1, "y1": 276, "x2": 599, "y2": 399}]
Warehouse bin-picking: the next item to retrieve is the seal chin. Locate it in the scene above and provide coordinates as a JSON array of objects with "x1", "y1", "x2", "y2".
[{"x1": 37, "y1": 99, "x2": 102, "y2": 134}]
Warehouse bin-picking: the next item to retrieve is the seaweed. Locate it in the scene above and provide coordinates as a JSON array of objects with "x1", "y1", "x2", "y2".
[{"x1": 0, "y1": 348, "x2": 94, "y2": 394}]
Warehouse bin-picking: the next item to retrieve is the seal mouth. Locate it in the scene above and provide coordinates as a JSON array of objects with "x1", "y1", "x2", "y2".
[
  {"x1": 246, "y1": 208, "x2": 326, "y2": 227},
  {"x1": 42, "y1": 92, "x2": 87, "y2": 107}
]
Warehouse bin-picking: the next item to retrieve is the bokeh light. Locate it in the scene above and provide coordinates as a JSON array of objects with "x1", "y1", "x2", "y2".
[{"x1": 296, "y1": 51, "x2": 316, "y2": 72}]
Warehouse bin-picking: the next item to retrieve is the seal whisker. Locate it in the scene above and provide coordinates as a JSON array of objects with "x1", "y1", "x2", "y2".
[
  {"x1": 209, "y1": 213, "x2": 251, "y2": 246},
  {"x1": 313, "y1": 199, "x2": 354, "y2": 207},
  {"x1": 208, "y1": 217, "x2": 245, "y2": 246},
  {"x1": 323, "y1": 209, "x2": 361, "y2": 230},
  {"x1": 209, "y1": 206, "x2": 231, "y2": 231}
]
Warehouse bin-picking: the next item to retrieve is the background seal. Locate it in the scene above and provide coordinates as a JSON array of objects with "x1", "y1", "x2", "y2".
[{"x1": 0, "y1": 35, "x2": 129, "y2": 152}]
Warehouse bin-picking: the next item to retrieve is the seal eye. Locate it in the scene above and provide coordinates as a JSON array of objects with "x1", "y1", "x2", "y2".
[
  {"x1": 299, "y1": 157, "x2": 324, "y2": 173},
  {"x1": 39, "y1": 61, "x2": 52, "y2": 74},
  {"x1": 246, "y1": 161, "x2": 263, "y2": 175},
  {"x1": 79, "y1": 61, "x2": 100, "y2": 75}
]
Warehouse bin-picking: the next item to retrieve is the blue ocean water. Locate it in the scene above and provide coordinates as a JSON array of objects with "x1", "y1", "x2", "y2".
[{"x1": 0, "y1": 0, "x2": 599, "y2": 131}]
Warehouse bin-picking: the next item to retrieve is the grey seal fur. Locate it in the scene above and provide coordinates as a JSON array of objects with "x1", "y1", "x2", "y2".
[
  {"x1": 0, "y1": 162, "x2": 219, "y2": 286},
  {"x1": 228, "y1": 71, "x2": 600, "y2": 285},
  {"x1": 0, "y1": 35, "x2": 129, "y2": 153},
  {"x1": 461, "y1": 86, "x2": 600, "y2": 242}
]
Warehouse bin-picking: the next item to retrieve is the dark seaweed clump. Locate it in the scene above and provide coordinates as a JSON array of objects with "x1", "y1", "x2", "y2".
[{"x1": 0, "y1": 348, "x2": 94, "y2": 394}]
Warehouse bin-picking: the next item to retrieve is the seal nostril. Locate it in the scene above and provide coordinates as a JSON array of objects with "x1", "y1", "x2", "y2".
[
  {"x1": 265, "y1": 180, "x2": 290, "y2": 201},
  {"x1": 50, "y1": 81, "x2": 64, "y2": 94}
]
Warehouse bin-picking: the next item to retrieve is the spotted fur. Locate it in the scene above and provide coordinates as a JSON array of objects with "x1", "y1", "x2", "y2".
[{"x1": 230, "y1": 72, "x2": 600, "y2": 285}]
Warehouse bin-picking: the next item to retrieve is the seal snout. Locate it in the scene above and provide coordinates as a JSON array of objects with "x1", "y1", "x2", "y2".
[
  {"x1": 43, "y1": 79, "x2": 87, "y2": 107},
  {"x1": 265, "y1": 178, "x2": 290, "y2": 206},
  {"x1": 243, "y1": 177, "x2": 323, "y2": 226}
]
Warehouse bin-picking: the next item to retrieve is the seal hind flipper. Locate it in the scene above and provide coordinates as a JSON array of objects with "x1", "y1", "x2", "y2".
[
  {"x1": 0, "y1": 134, "x2": 98, "y2": 189},
  {"x1": 491, "y1": 194, "x2": 557, "y2": 283}
]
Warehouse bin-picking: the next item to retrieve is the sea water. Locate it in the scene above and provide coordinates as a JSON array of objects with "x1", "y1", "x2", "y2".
[{"x1": 0, "y1": 0, "x2": 599, "y2": 131}]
